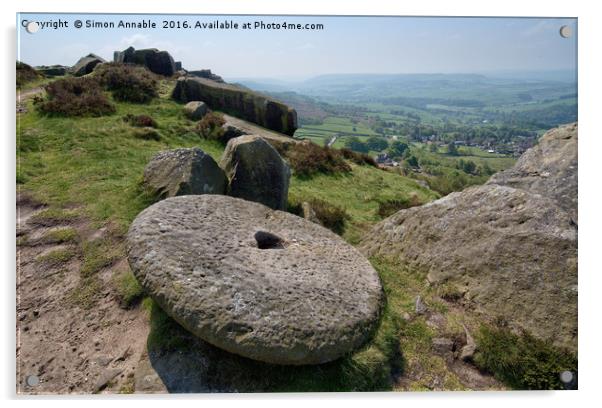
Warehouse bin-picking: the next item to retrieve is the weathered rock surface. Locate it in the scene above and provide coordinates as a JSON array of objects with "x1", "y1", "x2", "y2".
[
  {"x1": 188, "y1": 69, "x2": 224, "y2": 83},
  {"x1": 143, "y1": 148, "x2": 227, "y2": 199},
  {"x1": 301, "y1": 202, "x2": 321, "y2": 225},
  {"x1": 172, "y1": 77, "x2": 298, "y2": 136},
  {"x1": 127, "y1": 194, "x2": 384, "y2": 365},
  {"x1": 114, "y1": 46, "x2": 176, "y2": 76},
  {"x1": 220, "y1": 135, "x2": 291, "y2": 210},
  {"x1": 488, "y1": 122, "x2": 578, "y2": 223},
  {"x1": 183, "y1": 101, "x2": 208, "y2": 120},
  {"x1": 360, "y1": 123, "x2": 578, "y2": 352},
  {"x1": 71, "y1": 53, "x2": 106, "y2": 76},
  {"x1": 220, "y1": 114, "x2": 301, "y2": 147}
]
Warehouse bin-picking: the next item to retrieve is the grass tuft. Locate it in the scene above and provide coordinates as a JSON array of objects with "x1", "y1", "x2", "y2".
[
  {"x1": 81, "y1": 237, "x2": 123, "y2": 278},
  {"x1": 29, "y1": 208, "x2": 79, "y2": 227},
  {"x1": 376, "y1": 193, "x2": 424, "y2": 218},
  {"x1": 112, "y1": 269, "x2": 144, "y2": 308},
  {"x1": 36, "y1": 247, "x2": 77, "y2": 268},
  {"x1": 39, "y1": 227, "x2": 79, "y2": 244},
  {"x1": 474, "y1": 324, "x2": 577, "y2": 390}
]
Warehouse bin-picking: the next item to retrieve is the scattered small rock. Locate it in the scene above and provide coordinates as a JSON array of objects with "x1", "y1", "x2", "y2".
[
  {"x1": 459, "y1": 324, "x2": 476, "y2": 362},
  {"x1": 426, "y1": 312, "x2": 447, "y2": 330},
  {"x1": 183, "y1": 101, "x2": 208, "y2": 120},
  {"x1": 94, "y1": 368, "x2": 122, "y2": 392},
  {"x1": 415, "y1": 295, "x2": 428, "y2": 315},
  {"x1": 302, "y1": 202, "x2": 321, "y2": 225},
  {"x1": 431, "y1": 337, "x2": 454, "y2": 355}
]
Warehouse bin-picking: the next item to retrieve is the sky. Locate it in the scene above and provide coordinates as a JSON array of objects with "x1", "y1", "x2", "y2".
[{"x1": 17, "y1": 14, "x2": 577, "y2": 81}]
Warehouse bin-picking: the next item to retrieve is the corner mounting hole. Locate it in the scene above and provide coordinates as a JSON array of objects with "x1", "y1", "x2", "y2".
[{"x1": 255, "y1": 230, "x2": 284, "y2": 249}]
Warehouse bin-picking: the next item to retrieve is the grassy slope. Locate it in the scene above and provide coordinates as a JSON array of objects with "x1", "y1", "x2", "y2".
[
  {"x1": 18, "y1": 88, "x2": 223, "y2": 230},
  {"x1": 289, "y1": 165, "x2": 438, "y2": 244},
  {"x1": 16, "y1": 79, "x2": 480, "y2": 391}
]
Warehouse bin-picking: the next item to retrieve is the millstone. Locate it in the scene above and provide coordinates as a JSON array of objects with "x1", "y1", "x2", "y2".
[{"x1": 127, "y1": 194, "x2": 384, "y2": 365}]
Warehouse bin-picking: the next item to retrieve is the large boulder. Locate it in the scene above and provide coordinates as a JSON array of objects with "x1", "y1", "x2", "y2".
[
  {"x1": 184, "y1": 101, "x2": 208, "y2": 120},
  {"x1": 487, "y1": 122, "x2": 578, "y2": 223},
  {"x1": 70, "y1": 54, "x2": 105, "y2": 76},
  {"x1": 127, "y1": 194, "x2": 384, "y2": 365},
  {"x1": 113, "y1": 46, "x2": 176, "y2": 76},
  {"x1": 360, "y1": 123, "x2": 578, "y2": 352},
  {"x1": 220, "y1": 135, "x2": 290, "y2": 210},
  {"x1": 172, "y1": 77, "x2": 298, "y2": 136},
  {"x1": 143, "y1": 148, "x2": 227, "y2": 199},
  {"x1": 220, "y1": 114, "x2": 301, "y2": 148}
]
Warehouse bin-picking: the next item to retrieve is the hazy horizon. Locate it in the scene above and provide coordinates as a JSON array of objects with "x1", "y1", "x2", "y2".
[{"x1": 18, "y1": 14, "x2": 577, "y2": 79}]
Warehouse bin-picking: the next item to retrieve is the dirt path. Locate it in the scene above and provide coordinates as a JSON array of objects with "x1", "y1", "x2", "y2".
[
  {"x1": 16, "y1": 193, "x2": 149, "y2": 394},
  {"x1": 16, "y1": 87, "x2": 43, "y2": 114}
]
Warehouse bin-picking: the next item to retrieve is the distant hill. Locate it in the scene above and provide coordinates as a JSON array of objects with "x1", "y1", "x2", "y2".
[{"x1": 236, "y1": 72, "x2": 577, "y2": 107}]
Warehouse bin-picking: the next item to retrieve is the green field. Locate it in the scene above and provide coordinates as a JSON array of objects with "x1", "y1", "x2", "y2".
[{"x1": 295, "y1": 116, "x2": 377, "y2": 146}]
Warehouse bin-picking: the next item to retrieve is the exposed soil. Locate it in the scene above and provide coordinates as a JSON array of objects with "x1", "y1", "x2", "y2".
[
  {"x1": 16, "y1": 87, "x2": 43, "y2": 114},
  {"x1": 16, "y1": 192, "x2": 148, "y2": 394}
]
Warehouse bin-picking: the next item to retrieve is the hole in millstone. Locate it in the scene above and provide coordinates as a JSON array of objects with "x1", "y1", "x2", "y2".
[{"x1": 254, "y1": 230, "x2": 285, "y2": 249}]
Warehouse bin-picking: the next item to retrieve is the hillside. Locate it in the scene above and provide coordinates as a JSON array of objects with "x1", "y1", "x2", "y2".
[
  {"x1": 17, "y1": 53, "x2": 576, "y2": 393},
  {"x1": 17, "y1": 69, "x2": 466, "y2": 393}
]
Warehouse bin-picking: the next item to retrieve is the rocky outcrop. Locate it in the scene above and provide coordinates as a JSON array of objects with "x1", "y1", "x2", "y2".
[
  {"x1": 220, "y1": 114, "x2": 301, "y2": 147},
  {"x1": 71, "y1": 53, "x2": 106, "y2": 76},
  {"x1": 487, "y1": 122, "x2": 578, "y2": 223},
  {"x1": 172, "y1": 77, "x2": 298, "y2": 136},
  {"x1": 220, "y1": 135, "x2": 291, "y2": 210},
  {"x1": 188, "y1": 69, "x2": 224, "y2": 83},
  {"x1": 113, "y1": 46, "x2": 176, "y2": 76},
  {"x1": 142, "y1": 148, "x2": 227, "y2": 199},
  {"x1": 126, "y1": 194, "x2": 384, "y2": 365},
  {"x1": 183, "y1": 101, "x2": 208, "y2": 120},
  {"x1": 360, "y1": 123, "x2": 578, "y2": 352}
]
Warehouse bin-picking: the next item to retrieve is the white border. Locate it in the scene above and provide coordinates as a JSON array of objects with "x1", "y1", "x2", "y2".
[{"x1": 3, "y1": 1, "x2": 601, "y2": 407}]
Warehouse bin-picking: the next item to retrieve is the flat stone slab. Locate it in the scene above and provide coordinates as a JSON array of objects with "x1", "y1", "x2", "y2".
[{"x1": 127, "y1": 195, "x2": 383, "y2": 365}]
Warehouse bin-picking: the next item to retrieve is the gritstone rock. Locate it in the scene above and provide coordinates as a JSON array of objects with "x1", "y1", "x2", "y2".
[
  {"x1": 172, "y1": 76, "x2": 298, "y2": 136},
  {"x1": 114, "y1": 46, "x2": 176, "y2": 76},
  {"x1": 220, "y1": 135, "x2": 291, "y2": 211},
  {"x1": 360, "y1": 123, "x2": 578, "y2": 352},
  {"x1": 71, "y1": 54, "x2": 106, "y2": 76},
  {"x1": 184, "y1": 101, "x2": 208, "y2": 120},
  {"x1": 188, "y1": 69, "x2": 224, "y2": 83},
  {"x1": 126, "y1": 194, "x2": 384, "y2": 365},
  {"x1": 143, "y1": 148, "x2": 227, "y2": 199}
]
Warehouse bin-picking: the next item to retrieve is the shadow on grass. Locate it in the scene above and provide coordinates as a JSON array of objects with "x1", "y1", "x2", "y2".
[{"x1": 144, "y1": 299, "x2": 405, "y2": 393}]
